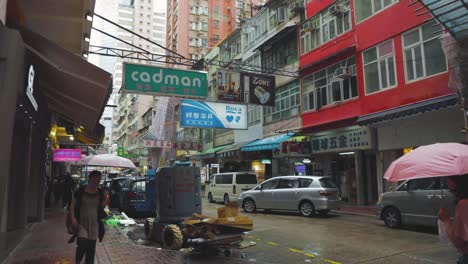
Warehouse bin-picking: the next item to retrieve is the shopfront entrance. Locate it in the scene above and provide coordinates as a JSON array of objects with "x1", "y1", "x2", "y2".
[{"x1": 308, "y1": 126, "x2": 378, "y2": 205}]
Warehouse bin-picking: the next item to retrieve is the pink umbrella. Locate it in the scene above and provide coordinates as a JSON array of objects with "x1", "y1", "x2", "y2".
[
  {"x1": 384, "y1": 143, "x2": 468, "y2": 182},
  {"x1": 78, "y1": 154, "x2": 136, "y2": 169}
]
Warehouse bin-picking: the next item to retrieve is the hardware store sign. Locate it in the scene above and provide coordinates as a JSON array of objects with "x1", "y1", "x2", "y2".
[
  {"x1": 311, "y1": 127, "x2": 373, "y2": 153},
  {"x1": 123, "y1": 63, "x2": 208, "y2": 98}
]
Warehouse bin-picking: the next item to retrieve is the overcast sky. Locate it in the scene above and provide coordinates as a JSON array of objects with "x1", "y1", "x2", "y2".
[{"x1": 153, "y1": 0, "x2": 167, "y2": 12}]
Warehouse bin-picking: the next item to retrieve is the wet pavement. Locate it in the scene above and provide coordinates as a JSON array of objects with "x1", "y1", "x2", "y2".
[
  {"x1": 2, "y1": 201, "x2": 458, "y2": 264},
  {"x1": 201, "y1": 202, "x2": 458, "y2": 264}
]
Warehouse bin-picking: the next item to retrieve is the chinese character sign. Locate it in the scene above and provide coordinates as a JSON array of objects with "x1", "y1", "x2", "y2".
[
  {"x1": 311, "y1": 128, "x2": 373, "y2": 153},
  {"x1": 143, "y1": 140, "x2": 202, "y2": 151},
  {"x1": 180, "y1": 100, "x2": 247, "y2": 129},
  {"x1": 53, "y1": 149, "x2": 82, "y2": 162}
]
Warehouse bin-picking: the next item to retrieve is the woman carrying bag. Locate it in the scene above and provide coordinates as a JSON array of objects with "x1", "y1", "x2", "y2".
[{"x1": 69, "y1": 170, "x2": 108, "y2": 264}]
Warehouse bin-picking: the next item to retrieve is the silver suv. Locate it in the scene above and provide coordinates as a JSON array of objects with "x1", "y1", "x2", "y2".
[
  {"x1": 376, "y1": 177, "x2": 455, "y2": 228},
  {"x1": 238, "y1": 176, "x2": 341, "y2": 217}
]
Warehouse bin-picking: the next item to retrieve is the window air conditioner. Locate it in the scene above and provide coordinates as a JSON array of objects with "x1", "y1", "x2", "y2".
[
  {"x1": 289, "y1": 1, "x2": 304, "y2": 14},
  {"x1": 288, "y1": 2, "x2": 297, "y2": 11},
  {"x1": 330, "y1": 5, "x2": 342, "y2": 15},
  {"x1": 334, "y1": 67, "x2": 352, "y2": 79}
]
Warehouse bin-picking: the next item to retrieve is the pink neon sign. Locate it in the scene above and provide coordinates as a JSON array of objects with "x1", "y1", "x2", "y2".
[{"x1": 53, "y1": 149, "x2": 82, "y2": 162}]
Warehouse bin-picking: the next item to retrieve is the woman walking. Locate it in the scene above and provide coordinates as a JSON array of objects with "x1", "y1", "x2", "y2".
[{"x1": 69, "y1": 171, "x2": 107, "y2": 264}]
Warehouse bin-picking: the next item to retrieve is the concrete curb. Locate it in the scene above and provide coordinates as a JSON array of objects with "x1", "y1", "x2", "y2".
[{"x1": 332, "y1": 210, "x2": 375, "y2": 217}]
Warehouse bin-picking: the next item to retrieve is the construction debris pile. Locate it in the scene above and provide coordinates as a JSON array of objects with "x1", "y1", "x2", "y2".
[{"x1": 181, "y1": 202, "x2": 254, "y2": 255}]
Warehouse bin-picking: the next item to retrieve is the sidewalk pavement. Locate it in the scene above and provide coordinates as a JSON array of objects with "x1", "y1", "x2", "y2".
[{"x1": 3, "y1": 208, "x2": 247, "y2": 264}]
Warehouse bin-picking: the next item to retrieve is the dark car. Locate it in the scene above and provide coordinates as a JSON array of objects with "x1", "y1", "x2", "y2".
[
  {"x1": 120, "y1": 179, "x2": 154, "y2": 216},
  {"x1": 108, "y1": 177, "x2": 135, "y2": 210}
]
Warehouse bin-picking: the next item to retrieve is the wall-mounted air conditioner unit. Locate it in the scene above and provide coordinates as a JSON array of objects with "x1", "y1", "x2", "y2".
[
  {"x1": 334, "y1": 66, "x2": 354, "y2": 79},
  {"x1": 330, "y1": 5, "x2": 342, "y2": 16}
]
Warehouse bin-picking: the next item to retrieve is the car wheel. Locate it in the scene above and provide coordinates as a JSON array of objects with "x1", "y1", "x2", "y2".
[
  {"x1": 207, "y1": 192, "x2": 214, "y2": 203},
  {"x1": 383, "y1": 207, "x2": 402, "y2": 228},
  {"x1": 317, "y1": 210, "x2": 329, "y2": 216},
  {"x1": 243, "y1": 198, "x2": 256, "y2": 213},
  {"x1": 223, "y1": 194, "x2": 230, "y2": 204},
  {"x1": 299, "y1": 201, "x2": 315, "y2": 217}
]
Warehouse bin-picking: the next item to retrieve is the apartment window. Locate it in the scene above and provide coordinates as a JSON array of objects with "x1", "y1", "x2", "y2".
[
  {"x1": 189, "y1": 38, "x2": 198, "y2": 46},
  {"x1": 355, "y1": 0, "x2": 399, "y2": 23},
  {"x1": 213, "y1": 34, "x2": 220, "y2": 41},
  {"x1": 214, "y1": 20, "x2": 220, "y2": 28},
  {"x1": 201, "y1": 38, "x2": 208, "y2": 47},
  {"x1": 214, "y1": 5, "x2": 219, "y2": 13},
  {"x1": 363, "y1": 40, "x2": 396, "y2": 94},
  {"x1": 190, "y1": 6, "x2": 197, "y2": 14},
  {"x1": 236, "y1": 0, "x2": 244, "y2": 8},
  {"x1": 277, "y1": 7, "x2": 286, "y2": 23},
  {"x1": 190, "y1": 22, "x2": 197, "y2": 30},
  {"x1": 202, "y1": 22, "x2": 208, "y2": 31},
  {"x1": 269, "y1": 10, "x2": 277, "y2": 29},
  {"x1": 300, "y1": 0, "x2": 351, "y2": 54},
  {"x1": 262, "y1": 37, "x2": 297, "y2": 72},
  {"x1": 264, "y1": 81, "x2": 300, "y2": 123},
  {"x1": 302, "y1": 57, "x2": 358, "y2": 111},
  {"x1": 248, "y1": 105, "x2": 262, "y2": 126},
  {"x1": 403, "y1": 21, "x2": 447, "y2": 81},
  {"x1": 199, "y1": 6, "x2": 208, "y2": 15}
]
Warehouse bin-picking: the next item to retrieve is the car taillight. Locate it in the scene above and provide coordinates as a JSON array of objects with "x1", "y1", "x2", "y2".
[
  {"x1": 127, "y1": 191, "x2": 137, "y2": 199},
  {"x1": 319, "y1": 190, "x2": 336, "y2": 196},
  {"x1": 233, "y1": 185, "x2": 236, "y2": 194}
]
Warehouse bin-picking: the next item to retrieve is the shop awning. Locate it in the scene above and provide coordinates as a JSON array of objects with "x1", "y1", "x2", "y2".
[
  {"x1": 417, "y1": 0, "x2": 468, "y2": 40},
  {"x1": 357, "y1": 94, "x2": 459, "y2": 126},
  {"x1": 22, "y1": 29, "x2": 113, "y2": 131},
  {"x1": 191, "y1": 145, "x2": 228, "y2": 159},
  {"x1": 241, "y1": 134, "x2": 294, "y2": 152},
  {"x1": 217, "y1": 140, "x2": 256, "y2": 154}
]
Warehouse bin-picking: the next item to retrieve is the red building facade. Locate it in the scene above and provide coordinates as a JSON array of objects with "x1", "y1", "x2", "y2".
[{"x1": 299, "y1": 0, "x2": 462, "y2": 205}]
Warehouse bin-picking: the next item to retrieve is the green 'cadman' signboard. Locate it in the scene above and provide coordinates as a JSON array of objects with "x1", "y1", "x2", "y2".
[{"x1": 122, "y1": 63, "x2": 208, "y2": 98}]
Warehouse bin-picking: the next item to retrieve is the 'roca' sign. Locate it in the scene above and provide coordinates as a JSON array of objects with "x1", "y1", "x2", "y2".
[{"x1": 122, "y1": 63, "x2": 208, "y2": 98}]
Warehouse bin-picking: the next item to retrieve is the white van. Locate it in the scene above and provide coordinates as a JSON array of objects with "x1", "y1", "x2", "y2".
[{"x1": 206, "y1": 172, "x2": 258, "y2": 204}]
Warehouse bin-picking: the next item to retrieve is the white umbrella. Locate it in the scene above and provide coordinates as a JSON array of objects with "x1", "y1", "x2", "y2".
[{"x1": 78, "y1": 154, "x2": 136, "y2": 169}]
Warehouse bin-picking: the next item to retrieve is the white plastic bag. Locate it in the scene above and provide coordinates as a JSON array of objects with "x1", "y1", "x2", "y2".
[{"x1": 438, "y1": 219, "x2": 449, "y2": 243}]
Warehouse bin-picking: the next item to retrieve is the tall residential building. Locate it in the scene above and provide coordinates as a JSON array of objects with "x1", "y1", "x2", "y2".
[
  {"x1": 166, "y1": 0, "x2": 263, "y2": 60},
  {"x1": 89, "y1": 0, "x2": 120, "y2": 153},
  {"x1": 111, "y1": 0, "x2": 166, "y2": 168}
]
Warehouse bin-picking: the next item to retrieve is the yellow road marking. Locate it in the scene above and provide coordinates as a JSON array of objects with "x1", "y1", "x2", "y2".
[
  {"x1": 321, "y1": 259, "x2": 342, "y2": 264},
  {"x1": 256, "y1": 238, "x2": 261, "y2": 241},
  {"x1": 266, "y1": 241, "x2": 279, "y2": 246},
  {"x1": 246, "y1": 235, "x2": 255, "y2": 239},
  {"x1": 304, "y1": 253, "x2": 316, "y2": 258},
  {"x1": 289, "y1": 248, "x2": 304, "y2": 254}
]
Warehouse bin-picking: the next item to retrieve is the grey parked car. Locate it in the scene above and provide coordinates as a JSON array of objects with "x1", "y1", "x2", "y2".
[
  {"x1": 376, "y1": 177, "x2": 455, "y2": 228},
  {"x1": 238, "y1": 176, "x2": 341, "y2": 217}
]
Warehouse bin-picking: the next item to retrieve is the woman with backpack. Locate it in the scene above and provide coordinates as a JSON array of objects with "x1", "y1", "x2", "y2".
[
  {"x1": 439, "y1": 175, "x2": 468, "y2": 264},
  {"x1": 69, "y1": 170, "x2": 108, "y2": 264}
]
